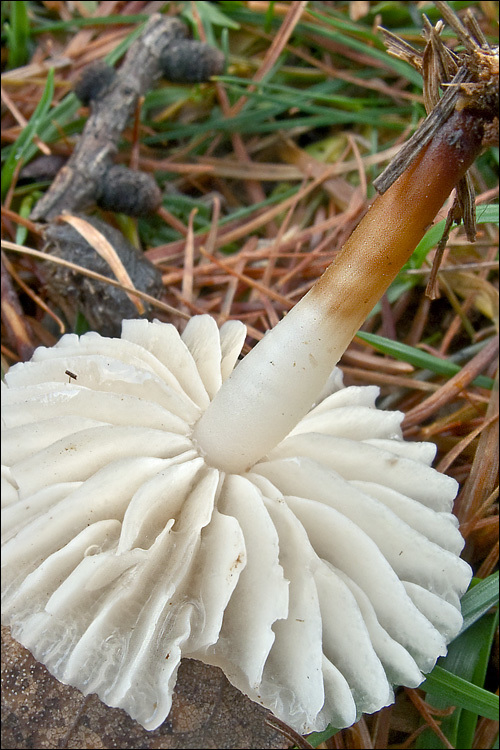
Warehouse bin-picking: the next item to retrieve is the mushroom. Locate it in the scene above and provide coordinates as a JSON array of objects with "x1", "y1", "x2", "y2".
[
  {"x1": 1, "y1": 6, "x2": 497, "y2": 738},
  {"x1": 0, "y1": 314, "x2": 471, "y2": 733}
]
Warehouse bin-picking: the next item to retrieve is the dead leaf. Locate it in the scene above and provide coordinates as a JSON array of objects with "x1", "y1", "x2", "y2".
[
  {"x1": 1, "y1": 627, "x2": 291, "y2": 750},
  {"x1": 59, "y1": 214, "x2": 146, "y2": 315},
  {"x1": 446, "y1": 270, "x2": 499, "y2": 327}
]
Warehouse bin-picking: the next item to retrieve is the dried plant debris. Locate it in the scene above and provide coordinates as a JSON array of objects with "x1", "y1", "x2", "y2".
[
  {"x1": 375, "y1": 1, "x2": 498, "y2": 299},
  {"x1": 18, "y1": 155, "x2": 69, "y2": 185},
  {"x1": 25, "y1": 13, "x2": 224, "y2": 336},
  {"x1": 42, "y1": 214, "x2": 163, "y2": 337},
  {"x1": 31, "y1": 14, "x2": 224, "y2": 223}
]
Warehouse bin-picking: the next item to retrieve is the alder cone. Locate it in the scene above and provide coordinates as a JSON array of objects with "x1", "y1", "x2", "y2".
[
  {"x1": 96, "y1": 165, "x2": 162, "y2": 217},
  {"x1": 160, "y1": 40, "x2": 225, "y2": 82},
  {"x1": 74, "y1": 61, "x2": 117, "y2": 105}
]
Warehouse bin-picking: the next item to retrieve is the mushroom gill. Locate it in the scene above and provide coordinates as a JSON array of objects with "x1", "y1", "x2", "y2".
[{"x1": 1, "y1": 316, "x2": 471, "y2": 733}]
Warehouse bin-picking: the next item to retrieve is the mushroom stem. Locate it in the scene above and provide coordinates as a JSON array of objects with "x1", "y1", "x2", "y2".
[{"x1": 193, "y1": 106, "x2": 486, "y2": 474}]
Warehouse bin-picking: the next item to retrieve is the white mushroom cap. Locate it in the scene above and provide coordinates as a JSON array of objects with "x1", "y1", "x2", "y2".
[{"x1": 1, "y1": 316, "x2": 471, "y2": 733}]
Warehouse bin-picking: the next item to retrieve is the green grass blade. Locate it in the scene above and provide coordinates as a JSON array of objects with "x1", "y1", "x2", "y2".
[
  {"x1": 306, "y1": 725, "x2": 339, "y2": 747},
  {"x1": 1, "y1": 92, "x2": 83, "y2": 173},
  {"x1": 6, "y1": 0, "x2": 30, "y2": 69},
  {"x1": 420, "y1": 664, "x2": 499, "y2": 722},
  {"x1": 264, "y1": 1, "x2": 276, "y2": 33},
  {"x1": 151, "y1": 106, "x2": 407, "y2": 141},
  {"x1": 218, "y1": 75, "x2": 381, "y2": 111},
  {"x1": 460, "y1": 572, "x2": 500, "y2": 634},
  {"x1": 409, "y1": 204, "x2": 499, "y2": 269},
  {"x1": 417, "y1": 604, "x2": 499, "y2": 748},
  {"x1": 31, "y1": 14, "x2": 148, "y2": 35},
  {"x1": 15, "y1": 194, "x2": 34, "y2": 246},
  {"x1": 300, "y1": 15, "x2": 423, "y2": 86},
  {"x1": 1, "y1": 67, "x2": 54, "y2": 199},
  {"x1": 475, "y1": 203, "x2": 499, "y2": 225},
  {"x1": 193, "y1": 0, "x2": 240, "y2": 30},
  {"x1": 355, "y1": 331, "x2": 495, "y2": 390}
]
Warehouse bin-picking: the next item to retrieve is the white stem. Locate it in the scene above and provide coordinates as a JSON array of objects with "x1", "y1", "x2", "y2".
[
  {"x1": 193, "y1": 107, "x2": 484, "y2": 474},
  {"x1": 194, "y1": 292, "x2": 355, "y2": 474}
]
